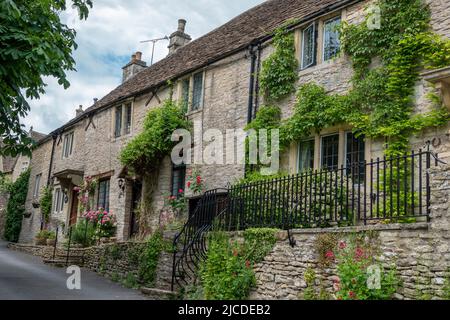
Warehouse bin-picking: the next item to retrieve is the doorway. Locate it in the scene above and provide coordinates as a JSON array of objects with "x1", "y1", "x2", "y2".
[
  {"x1": 129, "y1": 180, "x2": 142, "y2": 238},
  {"x1": 69, "y1": 190, "x2": 79, "y2": 226}
]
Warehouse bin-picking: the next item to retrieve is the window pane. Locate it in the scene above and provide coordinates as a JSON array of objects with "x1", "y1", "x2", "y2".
[
  {"x1": 346, "y1": 132, "x2": 365, "y2": 182},
  {"x1": 34, "y1": 174, "x2": 41, "y2": 197},
  {"x1": 98, "y1": 179, "x2": 110, "y2": 211},
  {"x1": 321, "y1": 134, "x2": 339, "y2": 170},
  {"x1": 68, "y1": 133, "x2": 73, "y2": 156},
  {"x1": 54, "y1": 189, "x2": 60, "y2": 213},
  {"x1": 125, "y1": 104, "x2": 132, "y2": 134},
  {"x1": 171, "y1": 166, "x2": 186, "y2": 197},
  {"x1": 302, "y1": 24, "x2": 315, "y2": 69},
  {"x1": 298, "y1": 140, "x2": 315, "y2": 172},
  {"x1": 115, "y1": 106, "x2": 122, "y2": 137},
  {"x1": 181, "y1": 79, "x2": 190, "y2": 112},
  {"x1": 59, "y1": 190, "x2": 64, "y2": 212},
  {"x1": 323, "y1": 17, "x2": 341, "y2": 61},
  {"x1": 192, "y1": 72, "x2": 203, "y2": 110}
]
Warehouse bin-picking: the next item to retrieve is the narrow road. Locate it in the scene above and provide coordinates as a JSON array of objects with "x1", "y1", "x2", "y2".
[{"x1": 0, "y1": 240, "x2": 148, "y2": 300}]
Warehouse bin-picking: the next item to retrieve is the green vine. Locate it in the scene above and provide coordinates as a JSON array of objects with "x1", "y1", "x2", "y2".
[
  {"x1": 120, "y1": 99, "x2": 191, "y2": 174},
  {"x1": 251, "y1": 0, "x2": 450, "y2": 158},
  {"x1": 3, "y1": 169, "x2": 30, "y2": 242},
  {"x1": 39, "y1": 186, "x2": 52, "y2": 223},
  {"x1": 259, "y1": 27, "x2": 299, "y2": 102}
]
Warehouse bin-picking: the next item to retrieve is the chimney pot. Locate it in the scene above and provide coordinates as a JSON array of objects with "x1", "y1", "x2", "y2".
[
  {"x1": 93, "y1": 98, "x2": 98, "y2": 104},
  {"x1": 135, "y1": 51, "x2": 142, "y2": 61},
  {"x1": 76, "y1": 105, "x2": 84, "y2": 117},
  {"x1": 178, "y1": 19, "x2": 187, "y2": 32}
]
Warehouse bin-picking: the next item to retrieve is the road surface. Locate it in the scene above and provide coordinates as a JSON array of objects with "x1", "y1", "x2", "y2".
[{"x1": 0, "y1": 240, "x2": 148, "y2": 300}]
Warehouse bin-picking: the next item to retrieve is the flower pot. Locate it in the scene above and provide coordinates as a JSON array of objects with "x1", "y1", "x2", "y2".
[
  {"x1": 35, "y1": 238, "x2": 47, "y2": 246},
  {"x1": 46, "y1": 239, "x2": 56, "y2": 246}
]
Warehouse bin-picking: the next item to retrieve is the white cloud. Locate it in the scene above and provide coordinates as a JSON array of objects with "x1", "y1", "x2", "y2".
[{"x1": 25, "y1": 0, "x2": 264, "y2": 134}]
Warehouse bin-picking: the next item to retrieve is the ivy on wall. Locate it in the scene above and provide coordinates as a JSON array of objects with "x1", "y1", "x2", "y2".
[
  {"x1": 2, "y1": 169, "x2": 30, "y2": 242},
  {"x1": 39, "y1": 186, "x2": 52, "y2": 224},
  {"x1": 251, "y1": 0, "x2": 450, "y2": 158},
  {"x1": 120, "y1": 99, "x2": 191, "y2": 174},
  {"x1": 259, "y1": 27, "x2": 299, "y2": 102}
]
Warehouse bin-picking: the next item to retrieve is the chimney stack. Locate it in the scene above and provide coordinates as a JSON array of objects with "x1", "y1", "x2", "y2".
[
  {"x1": 168, "y1": 19, "x2": 191, "y2": 55},
  {"x1": 122, "y1": 51, "x2": 147, "y2": 83},
  {"x1": 76, "y1": 105, "x2": 84, "y2": 117}
]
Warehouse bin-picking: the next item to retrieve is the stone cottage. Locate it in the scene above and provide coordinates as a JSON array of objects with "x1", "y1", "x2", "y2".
[{"x1": 17, "y1": 0, "x2": 450, "y2": 244}]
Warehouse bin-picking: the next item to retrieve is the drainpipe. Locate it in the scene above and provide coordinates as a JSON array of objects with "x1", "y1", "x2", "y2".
[
  {"x1": 247, "y1": 45, "x2": 257, "y2": 124},
  {"x1": 47, "y1": 134, "x2": 57, "y2": 186}
]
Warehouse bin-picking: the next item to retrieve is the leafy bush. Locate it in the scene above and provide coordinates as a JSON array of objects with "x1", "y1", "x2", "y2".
[
  {"x1": 120, "y1": 99, "x2": 191, "y2": 173},
  {"x1": 3, "y1": 169, "x2": 30, "y2": 242},
  {"x1": 138, "y1": 231, "x2": 167, "y2": 286},
  {"x1": 70, "y1": 219, "x2": 96, "y2": 247},
  {"x1": 39, "y1": 186, "x2": 52, "y2": 223}
]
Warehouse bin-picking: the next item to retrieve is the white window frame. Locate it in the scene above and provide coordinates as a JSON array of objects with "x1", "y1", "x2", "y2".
[
  {"x1": 322, "y1": 16, "x2": 342, "y2": 62},
  {"x1": 62, "y1": 131, "x2": 74, "y2": 159},
  {"x1": 301, "y1": 23, "x2": 316, "y2": 70},
  {"x1": 33, "y1": 174, "x2": 41, "y2": 198}
]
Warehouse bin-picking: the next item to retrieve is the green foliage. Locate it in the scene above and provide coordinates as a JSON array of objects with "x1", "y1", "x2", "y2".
[
  {"x1": 0, "y1": 0, "x2": 92, "y2": 156},
  {"x1": 200, "y1": 231, "x2": 256, "y2": 300},
  {"x1": 35, "y1": 229, "x2": 54, "y2": 240},
  {"x1": 259, "y1": 27, "x2": 299, "y2": 101},
  {"x1": 108, "y1": 244, "x2": 122, "y2": 261},
  {"x1": 4, "y1": 169, "x2": 30, "y2": 242},
  {"x1": 137, "y1": 231, "x2": 166, "y2": 286},
  {"x1": 122, "y1": 272, "x2": 139, "y2": 289},
  {"x1": 70, "y1": 219, "x2": 96, "y2": 247},
  {"x1": 334, "y1": 237, "x2": 399, "y2": 300},
  {"x1": 444, "y1": 272, "x2": 450, "y2": 300},
  {"x1": 314, "y1": 233, "x2": 339, "y2": 267},
  {"x1": 39, "y1": 186, "x2": 52, "y2": 223},
  {"x1": 196, "y1": 228, "x2": 278, "y2": 300},
  {"x1": 302, "y1": 268, "x2": 331, "y2": 300},
  {"x1": 120, "y1": 100, "x2": 191, "y2": 174}
]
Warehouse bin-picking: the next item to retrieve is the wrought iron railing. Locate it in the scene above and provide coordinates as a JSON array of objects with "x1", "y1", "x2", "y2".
[{"x1": 171, "y1": 150, "x2": 443, "y2": 290}]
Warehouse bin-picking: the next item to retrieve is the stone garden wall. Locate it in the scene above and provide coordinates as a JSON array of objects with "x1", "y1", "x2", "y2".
[{"x1": 250, "y1": 164, "x2": 450, "y2": 300}]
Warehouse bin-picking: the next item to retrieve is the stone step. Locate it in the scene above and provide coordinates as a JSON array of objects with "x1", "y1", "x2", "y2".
[{"x1": 140, "y1": 287, "x2": 178, "y2": 300}]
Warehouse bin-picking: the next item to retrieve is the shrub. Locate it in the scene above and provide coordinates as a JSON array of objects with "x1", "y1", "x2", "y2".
[
  {"x1": 138, "y1": 231, "x2": 167, "y2": 286},
  {"x1": 39, "y1": 186, "x2": 52, "y2": 223},
  {"x1": 3, "y1": 169, "x2": 30, "y2": 242},
  {"x1": 70, "y1": 219, "x2": 96, "y2": 247}
]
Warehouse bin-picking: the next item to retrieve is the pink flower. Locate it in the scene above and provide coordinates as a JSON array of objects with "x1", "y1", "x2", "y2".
[
  {"x1": 325, "y1": 251, "x2": 335, "y2": 260},
  {"x1": 187, "y1": 181, "x2": 191, "y2": 188},
  {"x1": 196, "y1": 176, "x2": 202, "y2": 184},
  {"x1": 349, "y1": 291, "x2": 356, "y2": 299},
  {"x1": 178, "y1": 189, "x2": 183, "y2": 194},
  {"x1": 355, "y1": 247, "x2": 364, "y2": 260},
  {"x1": 339, "y1": 241, "x2": 347, "y2": 249}
]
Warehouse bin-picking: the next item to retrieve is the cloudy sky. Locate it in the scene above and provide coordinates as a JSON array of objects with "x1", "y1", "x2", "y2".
[{"x1": 23, "y1": 0, "x2": 265, "y2": 134}]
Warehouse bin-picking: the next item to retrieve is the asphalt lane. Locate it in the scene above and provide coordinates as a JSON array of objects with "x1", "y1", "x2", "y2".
[{"x1": 0, "y1": 240, "x2": 148, "y2": 300}]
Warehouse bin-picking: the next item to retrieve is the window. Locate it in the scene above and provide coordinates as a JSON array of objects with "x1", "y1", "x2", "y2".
[
  {"x1": 53, "y1": 187, "x2": 64, "y2": 213},
  {"x1": 323, "y1": 17, "x2": 341, "y2": 61},
  {"x1": 33, "y1": 174, "x2": 41, "y2": 198},
  {"x1": 345, "y1": 132, "x2": 365, "y2": 182},
  {"x1": 171, "y1": 165, "x2": 186, "y2": 197},
  {"x1": 192, "y1": 72, "x2": 203, "y2": 110},
  {"x1": 298, "y1": 140, "x2": 315, "y2": 172},
  {"x1": 114, "y1": 106, "x2": 122, "y2": 138},
  {"x1": 97, "y1": 179, "x2": 110, "y2": 211},
  {"x1": 321, "y1": 134, "x2": 339, "y2": 170},
  {"x1": 125, "y1": 103, "x2": 132, "y2": 134},
  {"x1": 62, "y1": 132, "x2": 74, "y2": 158},
  {"x1": 301, "y1": 23, "x2": 316, "y2": 69},
  {"x1": 181, "y1": 78, "x2": 190, "y2": 111}
]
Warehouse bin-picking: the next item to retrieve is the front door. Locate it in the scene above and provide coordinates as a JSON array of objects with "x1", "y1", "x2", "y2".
[
  {"x1": 69, "y1": 190, "x2": 79, "y2": 226},
  {"x1": 129, "y1": 181, "x2": 142, "y2": 238}
]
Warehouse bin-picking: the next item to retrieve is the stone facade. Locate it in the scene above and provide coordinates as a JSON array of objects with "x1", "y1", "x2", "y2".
[
  {"x1": 17, "y1": 0, "x2": 450, "y2": 245},
  {"x1": 250, "y1": 164, "x2": 450, "y2": 300}
]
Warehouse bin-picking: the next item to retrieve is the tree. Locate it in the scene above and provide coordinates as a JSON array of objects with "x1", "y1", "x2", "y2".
[{"x1": 0, "y1": 0, "x2": 93, "y2": 156}]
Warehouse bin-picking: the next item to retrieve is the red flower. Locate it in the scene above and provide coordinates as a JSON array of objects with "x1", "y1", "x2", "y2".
[
  {"x1": 178, "y1": 189, "x2": 183, "y2": 194},
  {"x1": 325, "y1": 251, "x2": 335, "y2": 260},
  {"x1": 349, "y1": 291, "x2": 356, "y2": 299},
  {"x1": 355, "y1": 247, "x2": 364, "y2": 260},
  {"x1": 196, "y1": 176, "x2": 202, "y2": 184},
  {"x1": 339, "y1": 241, "x2": 347, "y2": 249},
  {"x1": 232, "y1": 248, "x2": 238, "y2": 257},
  {"x1": 245, "y1": 260, "x2": 251, "y2": 268},
  {"x1": 187, "y1": 181, "x2": 191, "y2": 188}
]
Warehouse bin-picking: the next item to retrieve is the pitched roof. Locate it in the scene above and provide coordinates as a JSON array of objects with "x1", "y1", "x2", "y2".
[{"x1": 49, "y1": 0, "x2": 352, "y2": 136}]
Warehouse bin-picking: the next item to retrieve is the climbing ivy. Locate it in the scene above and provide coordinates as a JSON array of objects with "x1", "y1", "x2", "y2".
[
  {"x1": 252, "y1": 0, "x2": 450, "y2": 158},
  {"x1": 39, "y1": 186, "x2": 52, "y2": 223},
  {"x1": 120, "y1": 99, "x2": 191, "y2": 174},
  {"x1": 3, "y1": 169, "x2": 30, "y2": 242},
  {"x1": 259, "y1": 27, "x2": 299, "y2": 102}
]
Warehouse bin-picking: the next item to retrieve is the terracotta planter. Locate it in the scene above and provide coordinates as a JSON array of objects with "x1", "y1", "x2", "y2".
[{"x1": 46, "y1": 239, "x2": 56, "y2": 246}]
